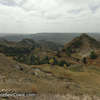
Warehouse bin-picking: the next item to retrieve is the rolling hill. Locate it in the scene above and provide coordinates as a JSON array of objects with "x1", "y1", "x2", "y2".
[
  {"x1": 0, "y1": 33, "x2": 100, "y2": 100},
  {"x1": 1, "y1": 33, "x2": 100, "y2": 45},
  {"x1": 63, "y1": 34, "x2": 100, "y2": 57}
]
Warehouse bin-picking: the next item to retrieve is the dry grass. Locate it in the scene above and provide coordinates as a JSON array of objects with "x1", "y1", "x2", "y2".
[
  {"x1": 1, "y1": 53, "x2": 100, "y2": 96},
  {"x1": 34, "y1": 94, "x2": 100, "y2": 100},
  {"x1": 0, "y1": 94, "x2": 100, "y2": 100}
]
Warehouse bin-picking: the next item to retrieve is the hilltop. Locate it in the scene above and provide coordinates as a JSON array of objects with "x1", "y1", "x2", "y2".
[{"x1": 63, "y1": 34, "x2": 100, "y2": 57}]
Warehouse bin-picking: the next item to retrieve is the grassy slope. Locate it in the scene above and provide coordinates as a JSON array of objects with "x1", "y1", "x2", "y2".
[{"x1": 0, "y1": 53, "x2": 100, "y2": 96}]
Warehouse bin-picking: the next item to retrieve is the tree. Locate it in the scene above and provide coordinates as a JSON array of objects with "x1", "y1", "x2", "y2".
[
  {"x1": 49, "y1": 59, "x2": 55, "y2": 65},
  {"x1": 40, "y1": 56, "x2": 49, "y2": 64},
  {"x1": 72, "y1": 40, "x2": 82, "y2": 48},
  {"x1": 52, "y1": 57, "x2": 57, "y2": 65},
  {"x1": 58, "y1": 60, "x2": 70, "y2": 67},
  {"x1": 66, "y1": 47, "x2": 72, "y2": 57},
  {"x1": 56, "y1": 51, "x2": 61, "y2": 57},
  {"x1": 90, "y1": 51, "x2": 97, "y2": 59},
  {"x1": 82, "y1": 57, "x2": 87, "y2": 64}
]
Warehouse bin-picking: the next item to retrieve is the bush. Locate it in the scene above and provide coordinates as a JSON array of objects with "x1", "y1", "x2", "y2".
[
  {"x1": 56, "y1": 51, "x2": 61, "y2": 57},
  {"x1": 52, "y1": 57, "x2": 58, "y2": 65},
  {"x1": 49, "y1": 59, "x2": 55, "y2": 65},
  {"x1": 40, "y1": 56, "x2": 49, "y2": 64},
  {"x1": 66, "y1": 47, "x2": 72, "y2": 57},
  {"x1": 89, "y1": 51, "x2": 97, "y2": 59},
  {"x1": 82, "y1": 57, "x2": 87, "y2": 64},
  {"x1": 58, "y1": 60, "x2": 70, "y2": 67},
  {"x1": 72, "y1": 40, "x2": 82, "y2": 48}
]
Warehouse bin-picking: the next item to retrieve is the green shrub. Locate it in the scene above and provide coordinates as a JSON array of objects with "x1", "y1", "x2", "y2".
[
  {"x1": 89, "y1": 51, "x2": 97, "y2": 59},
  {"x1": 58, "y1": 60, "x2": 70, "y2": 67},
  {"x1": 66, "y1": 47, "x2": 72, "y2": 57},
  {"x1": 56, "y1": 51, "x2": 61, "y2": 57},
  {"x1": 72, "y1": 40, "x2": 82, "y2": 48},
  {"x1": 82, "y1": 57, "x2": 87, "y2": 64},
  {"x1": 52, "y1": 57, "x2": 58, "y2": 65},
  {"x1": 40, "y1": 56, "x2": 49, "y2": 64}
]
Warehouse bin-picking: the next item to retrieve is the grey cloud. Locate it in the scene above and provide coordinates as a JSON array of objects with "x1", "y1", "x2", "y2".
[
  {"x1": 18, "y1": 0, "x2": 28, "y2": 6},
  {"x1": 0, "y1": 0, "x2": 27, "y2": 7},
  {"x1": 68, "y1": 9, "x2": 83, "y2": 14},
  {"x1": 0, "y1": 0, "x2": 100, "y2": 33},
  {"x1": 42, "y1": 11, "x2": 63, "y2": 20},
  {"x1": 89, "y1": 4, "x2": 100, "y2": 13},
  {"x1": 0, "y1": 0, "x2": 17, "y2": 6},
  {"x1": 45, "y1": 15, "x2": 62, "y2": 20}
]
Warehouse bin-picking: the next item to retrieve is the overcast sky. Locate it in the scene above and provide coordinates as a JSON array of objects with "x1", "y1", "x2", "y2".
[{"x1": 0, "y1": 0, "x2": 100, "y2": 34}]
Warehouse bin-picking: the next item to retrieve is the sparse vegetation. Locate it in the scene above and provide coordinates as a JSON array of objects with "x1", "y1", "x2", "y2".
[
  {"x1": 66, "y1": 47, "x2": 72, "y2": 57},
  {"x1": 69, "y1": 64, "x2": 84, "y2": 72},
  {"x1": 72, "y1": 40, "x2": 82, "y2": 48},
  {"x1": 40, "y1": 56, "x2": 49, "y2": 64},
  {"x1": 58, "y1": 60, "x2": 70, "y2": 67},
  {"x1": 90, "y1": 51, "x2": 97, "y2": 59},
  {"x1": 34, "y1": 94, "x2": 100, "y2": 100},
  {"x1": 56, "y1": 51, "x2": 61, "y2": 57},
  {"x1": 1, "y1": 33, "x2": 100, "y2": 99}
]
